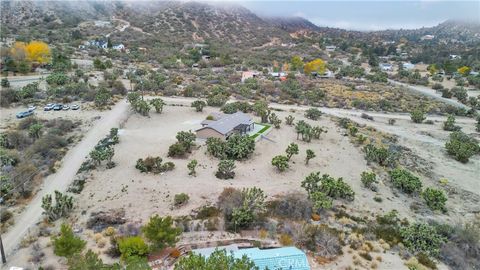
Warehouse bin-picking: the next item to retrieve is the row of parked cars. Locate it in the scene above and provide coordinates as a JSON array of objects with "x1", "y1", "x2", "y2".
[
  {"x1": 43, "y1": 103, "x2": 80, "y2": 111},
  {"x1": 16, "y1": 104, "x2": 80, "y2": 118}
]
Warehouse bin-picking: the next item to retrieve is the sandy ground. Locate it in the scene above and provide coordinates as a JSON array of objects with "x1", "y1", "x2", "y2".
[{"x1": 5, "y1": 97, "x2": 479, "y2": 269}]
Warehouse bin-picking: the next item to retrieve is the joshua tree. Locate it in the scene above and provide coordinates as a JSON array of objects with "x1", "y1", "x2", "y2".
[
  {"x1": 215, "y1": 160, "x2": 235, "y2": 179},
  {"x1": 149, "y1": 98, "x2": 165, "y2": 113},
  {"x1": 285, "y1": 143, "x2": 299, "y2": 161},
  {"x1": 136, "y1": 100, "x2": 151, "y2": 116},
  {"x1": 41, "y1": 191, "x2": 74, "y2": 221},
  {"x1": 28, "y1": 123, "x2": 43, "y2": 140},
  {"x1": 305, "y1": 149, "x2": 316, "y2": 164},
  {"x1": 271, "y1": 155, "x2": 289, "y2": 172},
  {"x1": 191, "y1": 100, "x2": 207, "y2": 112},
  {"x1": 285, "y1": 115, "x2": 295, "y2": 125},
  {"x1": 187, "y1": 159, "x2": 198, "y2": 176},
  {"x1": 269, "y1": 113, "x2": 282, "y2": 128}
]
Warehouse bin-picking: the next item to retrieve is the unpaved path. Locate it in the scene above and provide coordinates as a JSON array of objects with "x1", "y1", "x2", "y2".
[
  {"x1": 388, "y1": 79, "x2": 470, "y2": 109},
  {"x1": 3, "y1": 100, "x2": 129, "y2": 258}
]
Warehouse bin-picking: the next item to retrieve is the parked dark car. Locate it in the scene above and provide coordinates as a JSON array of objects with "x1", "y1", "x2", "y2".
[
  {"x1": 16, "y1": 110, "x2": 34, "y2": 119},
  {"x1": 53, "y1": 104, "x2": 63, "y2": 111}
]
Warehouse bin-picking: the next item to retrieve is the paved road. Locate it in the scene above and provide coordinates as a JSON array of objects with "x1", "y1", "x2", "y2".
[
  {"x1": 2, "y1": 100, "x2": 129, "y2": 259},
  {"x1": 388, "y1": 79, "x2": 469, "y2": 109}
]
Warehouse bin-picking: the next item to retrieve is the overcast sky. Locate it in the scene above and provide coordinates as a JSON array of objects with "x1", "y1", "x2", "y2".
[{"x1": 237, "y1": 1, "x2": 480, "y2": 31}]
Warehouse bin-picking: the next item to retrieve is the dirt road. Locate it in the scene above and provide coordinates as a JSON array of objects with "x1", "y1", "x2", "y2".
[
  {"x1": 388, "y1": 79, "x2": 470, "y2": 109},
  {"x1": 3, "y1": 100, "x2": 130, "y2": 258}
]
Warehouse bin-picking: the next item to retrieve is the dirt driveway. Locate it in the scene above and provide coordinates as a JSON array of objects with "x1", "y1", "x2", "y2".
[{"x1": 2, "y1": 100, "x2": 129, "y2": 258}]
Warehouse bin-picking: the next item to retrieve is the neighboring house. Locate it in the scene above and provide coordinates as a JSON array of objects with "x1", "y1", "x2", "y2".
[
  {"x1": 196, "y1": 112, "x2": 254, "y2": 140},
  {"x1": 421, "y1": 35, "x2": 435, "y2": 40},
  {"x1": 192, "y1": 246, "x2": 310, "y2": 270},
  {"x1": 113, "y1": 44, "x2": 125, "y2": 51},
  {"x1": 380, "y1": 63, "x2": 393, "y2": 72},
  {"x1": 241, "y1": 71, "x2": 259, "y2": 82},
  {"x1": 403, "y1": 62, "x2": 415, "y2": 70},
  {"x1": 325, "y1": 45, "x2": 336, "y2": 52},
  {"x1": 449, "y1": 54, "x2": 461, "y2": 60},
  {"x1": 270, "y1": 72, "x2": 286, "y2": 78}
]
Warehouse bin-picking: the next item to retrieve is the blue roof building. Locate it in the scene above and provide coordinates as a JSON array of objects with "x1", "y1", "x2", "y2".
[{"x1": 192, "y1": 246, "x2": 310, "y2": 270}]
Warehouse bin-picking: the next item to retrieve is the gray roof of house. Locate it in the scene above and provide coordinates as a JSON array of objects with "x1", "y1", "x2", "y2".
[{"x1": 196, "y1": 112, "x2": 253, "y2": 135}]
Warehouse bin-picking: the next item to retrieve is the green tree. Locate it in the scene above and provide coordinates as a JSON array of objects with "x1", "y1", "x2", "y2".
[
  {"x1": 271, "y1": 155, "x2": 289, "y2": 172},
  {"x1": 94, "y1": 87, "x2": 111, "y2": 107},
  {"x1": 149, "y1": 98, "x2": 165, "y2": 113},
  {"x1": 290, "y1": 56, "x2": 304, "y2": 72},
  {"x1": 17, "y1": 60, "x2": 31, "y2": 74},
  {"x1": 142, "y1": 215, "x2": 181, "y2": 251},
  {"x1": 410, "y1": 108, "x2": 426, "y2": 123},
  {"x1": 305, "y1": 149, "x2": 315, "y2": 165},
  {"x1": 253, "y1": 100, "x2": 270, "y2": 123},
  {"x1": 187, "y1": 159, "x2": 198, "y2": 176},
  {"x1": 118, "y1": 236, "x2": 149, "y2": 261},
  {"x1": 310, "y1": 191, "x2": 333, "y2": 210},
  {"x1": 67, "y1": 250, "x2": 106, "y2": 270},
  {"x1": 285, "y1": 143, "x2": 299, "y2": 161},
  {"x1": 174, "y1": 249, "x2": 257, "y2": 270},
  {"x1": 176, "y1": 131, "x2": 196, "y2": 151},
  {"x1": 360, "y1": 171, "x2": 377, "y2": 189},
  {"x1": 305, "y1": 108, "x2": 322, "y2": 120},
  {"x1": 127, "y1": 92, "x2": 141, "y2": 108},
  {"x1": 191, "y1": 100, "x2": 206, "y2": 112},
  {"x1": 215, "y1": 159, "x2": 235, "y2": 179},
  {"x1": 445, "y1": 131, "x2": 480, "y2": 163},
  {"x1": 52, "y1": 223, "x2": 86, "y2": 258},
  {"x1": 28, "y1": 123, "x2": 43, "y2": 140}
]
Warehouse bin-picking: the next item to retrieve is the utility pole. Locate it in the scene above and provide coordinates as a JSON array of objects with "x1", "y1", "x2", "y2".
[{"x1": 0, "y1": 234, "x2": 6, "y2": 264}]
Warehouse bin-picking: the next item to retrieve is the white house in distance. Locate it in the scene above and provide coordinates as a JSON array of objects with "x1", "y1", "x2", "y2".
[
  {"x1": 325, "y1": 45, "x2": 337, "y2": 52},
  {"x1": 380, "y1": 63, "x2": 393, "y2": 72},
  {"x1": 196, "y1": 112, "x2": 254, "y2": 140},
  {"x1": 403, "y1": 62, "x2": 415, "y2": 70},
  {"x1": 449, "y1": 54, "x2": 461, "y2": 60},
  {"x1": 421, "y1": 35, "x2": 435, "y2": 40}
]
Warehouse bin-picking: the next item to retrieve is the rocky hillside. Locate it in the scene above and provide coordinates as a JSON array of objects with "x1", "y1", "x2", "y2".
[{"x1": 262, "y1": 16, "x2": 320, "y2": 32}]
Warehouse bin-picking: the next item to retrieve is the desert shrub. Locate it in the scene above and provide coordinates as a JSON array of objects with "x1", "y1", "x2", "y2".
[
  {"x1": 363, "y1": 144, "x2": 397, "y2": 167},
  {"x1": 439, "y1": 219, "x2": 480, "y2": 269},
  {"x1": 52, "y1": 223, "x2": 86, "y2": 258},
  {"x1": 215, "y1": 159, "x2": 235, "y2": 179},
  {"x1": 175, "y1": 249, "x2": 256, "y2": 269},
  {"x1": 0, "y1": 88, "x2": 20, "y2": 106},
  {"x1": 443, "y1": 115, "x2": 461, "y2": 131},
  {"x1": 432, "y1": 83, "x2": 444, "y2": 90},
  {"x1": 389, "y1": 168, "x2": 422, "y2": 194},
  {"x1": 441, "y1": 88, "x2": 453, "y2": 98},
  {"x1": 117, "y1": 236, "x2": 149, "y2": 260},
  {"x1": 187, "y1": 159, "x2": 198, "y2": 176},
  {"x1": 135, "y1": 156, "x2": 174, "y2": 174},
  {"x1": 372, "y1": 210, "x2": 403, "y2": 246},
  {"x1": 142, "y1": 215, "x2": 181, "y2": 251},
  {"x1": 422, "y1": 188, "x2": 447, "y2": 211},
  {"x1": 271, "y1": 155, "x2": 289, "y2": 172},
  {"x1": 417, "y1": 252, "x2": 437, "y2": 269},
  {"x1": 191, "y1": 100, "x2": 206, "y2": 112},
  {"x1": 410, "y1": 108, "x2": 426, "y2": 123},
  {"x1": 310, "y1": 191, "x2": 333, "y2": 211},
  {"x1": 219, "y1": 187, "x2": 266, "y2": 231},
  {"x1": 361, "y1": 171, "x2": 377, "y2": 190},
  {"x1": 298, "y1": 224, "x2": 342, "y2": 258},
  {"x1": 196, "y1": 205, "x2": 220, "y2": 220},
  {"x1": 46, "y1": 72, "x2": 70, "y2": 86},
  {"x1": 301, "y1": 172, "x2": 355, "y2": 201},
  {"x1": 0, "y1": 210, "x2": 13, "y2": 223},
  {"x1": 168, "y1": 143, "x2": 187, "y2": 157},
  {"x1": 445, "y1": 131, "x2": 479, "y2": 163},
  {"x1": 400, "y1": 223, "x2": 446, "y2": 256},
  {"x1": 388, "y1": 119, "x2": 396, "y2": 125},
  {"x1": 305, "y1": 108, "x2": 322, "y2": 120},
  {"x1": 174, "y1": 193, "x2": 190, "y2": 207},
  {"x1": 268, "y1": 192, "x2": 312, "y2": 220},
  {"x1": 279, "y1": 234, "x2": 294, "y2": 246}
]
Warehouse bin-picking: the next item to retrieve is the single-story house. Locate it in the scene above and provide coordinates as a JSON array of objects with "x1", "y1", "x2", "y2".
[
  {"x1": 380, "y1": 63, "x2": 393, "y2": 72},
  {"x1": 192, "y1": 246, "x2": 310, "y2": 270},
  {"x1": 449, "y1": 54, "x2": 461, "y2": 60},
  {"x1": 421, "y1": 34, "x2": 435, "y2": 40},
  {"x1": 241, "y1": 71, "x2": 259, "y2": 82},
  {"x1": 325, "y1": 45, "x2": 337, "y2": 52},
  {"x1": 403, "y1": 62, "x2": 415, "y2": 70},
  {"x1": 196, "y1": 112, "x2": 254, "y2": 140},
  {"x1": 270, "y1": 72, "x2": 286, "y2": 78}
]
